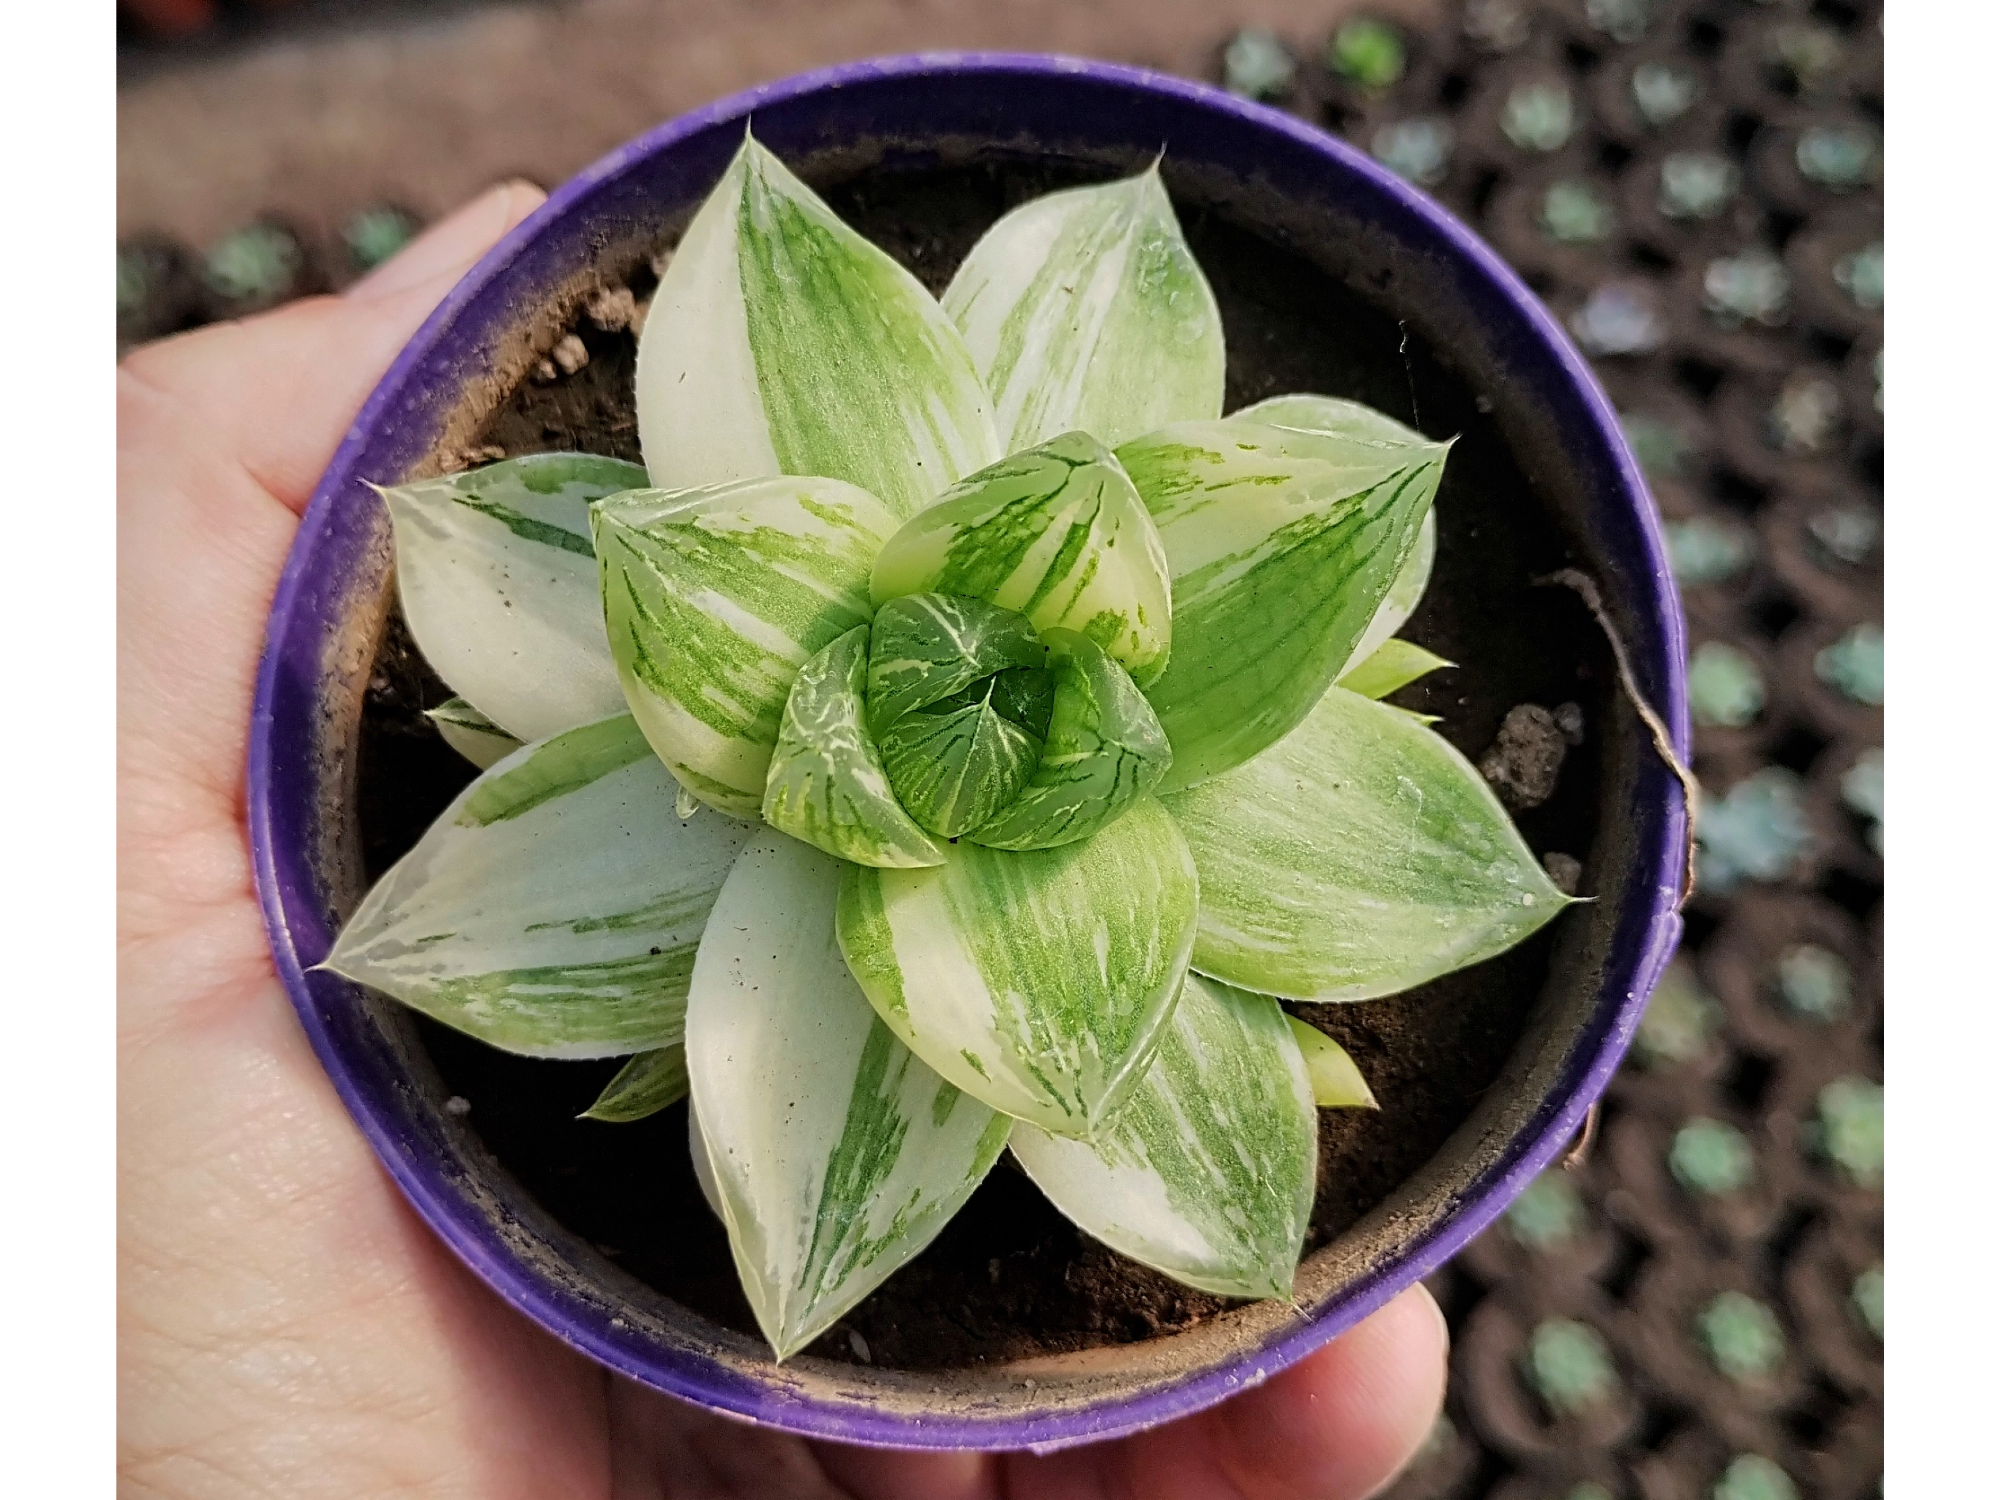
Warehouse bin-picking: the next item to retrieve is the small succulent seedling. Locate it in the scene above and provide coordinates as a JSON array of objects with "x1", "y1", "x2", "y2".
[
  {"x1": 1766, "y1": 373, "x2": 1843, "y2": 456},
  {"x1": 1631, "y1": 62, "x2": 1698, "y2": 127},
  {"x1": 1695, "y1": 1290, "x2": 1786, "y2": 1382},
  {"x1": 1221, "y1": 27, "x2": 1296, "y2": 101},
  {"x1": 1539, "y1": 179, "x2": 1615, "y2": 244},
  {"x1": 1815, "y1": 623, "x2": 1884, "y2": 705},
  {"x1": 1850, "y1": 1263, "x2": 1884, "y2": 1340},
  {"x1": 1811, "y1": 1076, "x2": 1883, "y2": 1188},
  {"x1": 1571, "y1": 282, "x2": 1664, "y2": 357},
  {"x1": 1703, "y1": 249, "x2": 1790, "y2": 328},
  {"x1": 1833, "y1": 242, "x2": 1884, "y2": 310},
  {"x1": 1713, "y1": 1454, "x2": 1798, "y2": 1500},
  {"x1": 1372, "y1": 118, "x2": 1456, "y2": 186},
  {"x1": 328, "y1": 135, "x2": 1576, "y2": 1359},
  {"x1": 1621, "y1": 412, "x2": 1694, "y2": 478},
  {"x1": 1774, "y1": 943, "x2": 1852, "y2": 1022},
  {"x1": 1501, "y1": 81, "x2": 1576, "y2": 154},
  {"x1": 1841, "y1": 747, "x2": 1883, "y2": 854},
  {"x1": 1694, "y1": 769, "x2": 1812, "y2": 892},
  {"x1": 1666, "y1": 517, "x2": 1754, "y2": 588},
  {"x1": 1670, "y1": 1117, "x2": 1756, "y2": 1196},
  {"x1": 1586, "y1": 0, "x2": 1653, "y2": 45},
  {"x1": 1503, "y1": 1170, "x2": 1586, "y2": 1250},
  {"x1": 1688, "y1": 641, "x2": 1766, "y2": 728},
  {"x1": 1328, "y1": 18, "x2": 1407, "y2": 91},
  {"x1": 1633, "y1": 959, "x2": 1720, "y2": 1069},
  {"x1": 1522, "y1": 1318, "x2": 1618, "y2": 1417},
  {"x1": 1796, "y1": 125, "x2": 1881, "y2": 192},
  {"x1": 344, "y1": 206, "x2": 420, "y2": 272},
  {"x1": 1658, "y1": 153, "x2": 1740, "y2": 221}
]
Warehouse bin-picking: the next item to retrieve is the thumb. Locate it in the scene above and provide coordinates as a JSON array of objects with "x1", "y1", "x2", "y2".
[{"x1": 119, "y1": 180, "x2": 547, "y2": 514}]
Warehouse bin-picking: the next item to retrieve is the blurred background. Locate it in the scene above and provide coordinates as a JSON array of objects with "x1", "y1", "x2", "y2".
[{"x1": 117, "y1": 3, "x2": 1883, "y2": 1496}]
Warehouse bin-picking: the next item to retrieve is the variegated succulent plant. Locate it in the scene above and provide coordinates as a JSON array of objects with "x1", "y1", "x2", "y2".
[{"x1": 327, "y1": 135, "x2": 1574, "y2": 1360}]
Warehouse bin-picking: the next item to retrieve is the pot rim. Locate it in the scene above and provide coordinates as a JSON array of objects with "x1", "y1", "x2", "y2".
[{"x1": 249, "y1": 50, "x2": 1689, "y2": 1452}]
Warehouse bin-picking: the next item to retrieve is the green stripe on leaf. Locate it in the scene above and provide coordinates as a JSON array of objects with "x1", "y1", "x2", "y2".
[
  {"x1": 378, "y1": 453, "x2": 645, "y2": 743},
  {"x1": 835, "y1": 795, "x2": 1197, "y2": 1138},
  {"x1": 1119, "y1": 418, "x2": 1448, "y2": 792},
  {"x1": 323, "y1": 715, "x2": 755, "y2": 1058},
  {"x1": 944, "y1": 167, "x2": 1225, "y2": 451},
  {"x1": 1165, "y1": 687, "x2": 1572, "y2": 1001},
  {"x1": 686, "y1": 830, "x2": 1010, "y2": 1360},
  {"x1": 869, "y1": 431, "x2": 1173, "y2": 685},
  {"x1": 582, "y1": 1046, "x2": 690, "y2": 1122},
  {"x1": 1012, "y1": 974, "x2": 1317, "y2": 1300},
  {"x1": 593, "y1": 476, "x2": 902, "y2": 816}
]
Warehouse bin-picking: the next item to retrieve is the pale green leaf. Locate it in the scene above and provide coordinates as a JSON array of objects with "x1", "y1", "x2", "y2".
[
  {"x1": 581, "y1": 1045, "x2": 689, "y2": 1122},
  {"x1": 1118, "y1": 419, "x2": 1448, "y2": 792},
  {"x1": 1012, "y1": 974, "x2": 1317, "y2": 1300},
  {"x1": 323, "y1": 716, "x2": 756, "y2": 1057},
  {"x1": 687, "y1": 829, "x2": 1011, "y2": 1359},
  {"x1": 761, "y1": 625, "x2": 943, "y2": 867},
  {"x1": 1285, "y1": 1015, "x2": 1379, "y2": 1108},
  {"x1": 1335, "y1": 638, "x2": 1453, "y2": 701},
  {"x1": 969, "y1": 629, "x2": 1173, "y2": 851},
  {"x1": 378, "y1": 453, "x2": 645, "y2": 742},
  {"x1": 868, "y1": 431, "x2": 1173, "y2": 684},
  {"x1": 593, "y1": 476, "x2": 902, "y2": 817},
  {"x1": 636, "y1": 135, "x2": 999, "y2": 520},
  {"x1": 944, "y1": 167, "x2": 1225, "y2": 451},
  {"x1": 1164, "y1": 687, "x2": 1572, "y2": 1001},
  {"x1": 835, "y1": 795, "x2": 1198, "y2": 1138},
  {"x1": 863, "y1": 592, "x2": 1046, "y2": 737},
  {"x1": 688, "y1": 1099, "x2": 723, "y2": 1219},
  {"x1": 877, "y1": 682, "x2": 1043, "y2": 839},
  {"x1": 1231, "y1": 394, "x2": 1442, "y2": 677},
  {"x1": 426, "y1": 696, "x2": 523, "y2": 770}
]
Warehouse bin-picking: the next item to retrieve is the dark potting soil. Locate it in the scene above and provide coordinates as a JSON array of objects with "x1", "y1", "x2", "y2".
[{"x1": 354, "y1": 158, "x2": 1614, "y2": 1370}]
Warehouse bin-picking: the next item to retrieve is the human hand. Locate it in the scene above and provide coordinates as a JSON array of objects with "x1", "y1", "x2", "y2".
[{"x1": 117, "y1": 182, "x2": 1448, "y2": 1499}]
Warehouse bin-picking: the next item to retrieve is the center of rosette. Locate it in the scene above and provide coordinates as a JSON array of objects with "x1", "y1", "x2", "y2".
[{"x1": 864, "y1": 595, "x2": 1054, "y2": 838}]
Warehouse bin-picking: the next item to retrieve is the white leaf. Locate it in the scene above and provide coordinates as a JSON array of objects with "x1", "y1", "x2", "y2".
[
  {"x1": 836, "y1": 794, "x2": 1198, "y2": 1138},
  {"x1": 1012, "y1": 974, "x2": 1318, "y2": 1300},
  {"x1": 324, "y1": 715, "x2": 755, "y2": 1057},
  {"x1": 378, "y1": 453, "x2": 645, "y2": 742},
  {"x1": 425, "y1": 696, "x2": 524, "y2": 770},
  {"x1": 593, "y1": 476, "x2": 903, "y2": 817},
  {"x1": 687, "y1": 829, "x2": 1011, "y2": 1359},
  {"x1": 636, "y1": 135, "x2": 998, "y2": 520},
  {"x1": 1164, "y1": 688, "x2": 1573, "y2": 1001},
  {"x1": 944, "y1": 168, "x2": 1225, "y2": 451}
]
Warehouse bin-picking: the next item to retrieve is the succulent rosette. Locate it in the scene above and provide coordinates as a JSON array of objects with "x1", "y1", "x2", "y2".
[{"x1": 328, "y1": 136, "x2": 1574, "y2": 1359}]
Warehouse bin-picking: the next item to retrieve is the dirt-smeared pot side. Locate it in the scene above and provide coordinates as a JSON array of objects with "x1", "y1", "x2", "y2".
[{"x1": 249, "y1": 54, "x2": 1689, "y2": 1451}]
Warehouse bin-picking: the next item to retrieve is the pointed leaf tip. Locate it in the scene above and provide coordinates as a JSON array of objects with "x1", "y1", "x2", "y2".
[
  {"x1": 637, "y1": 135, "x2": 997, "y2": 519},
  {"x1": 687, "y1": 829, "x2": 1009, "y2": 1359},
  {"x1": 1013, "y1": 974, "x2": 1317, "y2": 1300},
  {"x1": 944, "y1": 169, "x2": 1225, "y2": 452},
  {"x1": 1284, "y1": 1015, "x2": 1379, "y2": 1108}
]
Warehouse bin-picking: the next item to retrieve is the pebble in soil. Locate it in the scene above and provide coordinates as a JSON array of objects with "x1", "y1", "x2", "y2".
[
  {"x1": 1695, "y1": 769, "x2": 1812, "y2": 892},
  {"x1": 1688, "y1": 642, "x2": 1766, "y2": 729},
  {"x1": 1815, "y1": 623, "x2": 1884, "y2": 705},
  {"x1": 1478, "y1": 703, "x2": 1576, "y2": 809}
]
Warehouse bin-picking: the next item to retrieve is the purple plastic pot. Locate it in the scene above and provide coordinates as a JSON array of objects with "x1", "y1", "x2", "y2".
[{"x1": 250, "y1": 54, "x2": 1689, "y2": 1452}]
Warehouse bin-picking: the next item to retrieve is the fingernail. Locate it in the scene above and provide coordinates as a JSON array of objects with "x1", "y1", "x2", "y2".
[{"x1": 347, "y1": 180, "x2": 544, "y2": 302}]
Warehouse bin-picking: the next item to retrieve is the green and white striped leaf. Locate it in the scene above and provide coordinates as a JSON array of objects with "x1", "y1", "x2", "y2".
[
  {"x1": 1011, "y1": 974, "x2": 1316, "y2": 1300},
  {"x1": 761, "y1": 625, "x2": 943, "y2": 867},
  {"x1": 323, "y1": 715, "x2": 756, "y2": 1057},
  {"x1": 636, "y1": 135, "x2": 999, "y2": 520},
  {"x1": 863, "y1": 592, "x2": 1047, "y2": 737},
  {"x1": 877, "y1": 682, "x2": 1043, "y2": 839},
  {"x1": 1163, "y1": 687, "x2": 1573, "y2": 1002},
  {"x1": 1118, "y1": 419, "x2": 1448, "y2": 792},
  {"x1": 426, "y1": 696, "x2": 523, "y2": 770},
  {"x1": 1336, "y1": 638, "x2": 1453, "y2": 701},
  {"x1": 835, "y1": 795, "x2": 1198, "y2": 1138},
  {"x1": 379, "y1": 453, "x2": 645, "y2": 742},
  {"x1": 869, "y1": 431, "x2": 1173, "y2": 685},
  {"x1": 969, "y1": 629, "x2": 1173, "y2": 851},
  {"x1": 687, "y1": 829, "x2": 1011, "y2": 1360},
  {"x1": 1285, "y1": 1015, "x2": 1379, "y2": 1109},
  {"x1": 593, "y1": 476, "x2": 902, "y2": 817},
  {"x1": 1234, "y1": 394, "x2": 1441, "y2": 674},
  {"x1": 943, "y1": 167, "x2": 1225, "y2": 452},
  {"x1": 581, "y1": 1045, "x2": 689, "y2": 1122}
]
